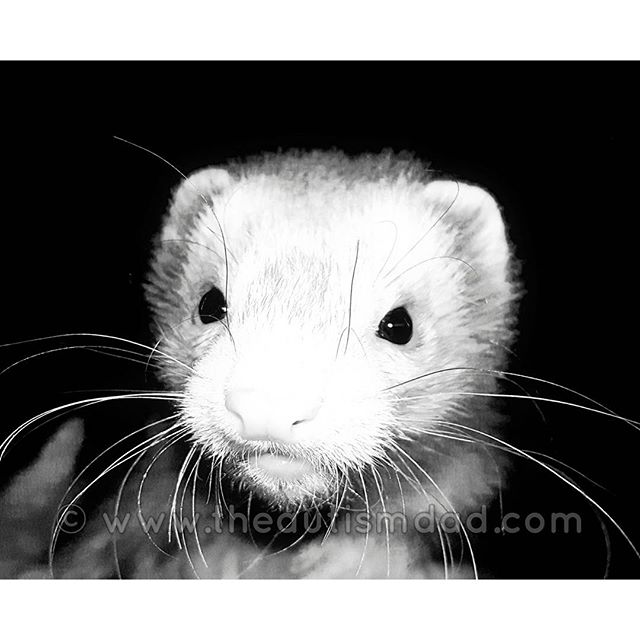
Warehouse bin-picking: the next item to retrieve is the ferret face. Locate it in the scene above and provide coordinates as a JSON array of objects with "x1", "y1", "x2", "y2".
[{"x1": 146, "y1": 152, "x2": 517, "y2": 507}]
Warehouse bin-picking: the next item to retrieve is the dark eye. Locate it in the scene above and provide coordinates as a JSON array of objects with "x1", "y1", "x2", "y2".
[
  {"x1": 377, "y1": 306, "x2": 412, "y2": 345},
  {"x1": 198, "y1": 286, "x2": 227, "y2": 324}
]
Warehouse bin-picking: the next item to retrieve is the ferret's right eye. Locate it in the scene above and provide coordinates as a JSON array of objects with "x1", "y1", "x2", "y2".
[{"x1": 198, "y1": 286, "x2": 227, "y2": 324}]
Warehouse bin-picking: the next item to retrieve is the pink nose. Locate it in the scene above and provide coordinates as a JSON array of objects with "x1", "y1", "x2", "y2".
[{"x1": 225, "y1": 389, "x2": 322, "y2": 442}]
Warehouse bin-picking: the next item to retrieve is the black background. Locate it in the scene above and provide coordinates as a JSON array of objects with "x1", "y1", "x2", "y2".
[{"x1": 0, "y1": 62, "x2": 638, "y2": 577}]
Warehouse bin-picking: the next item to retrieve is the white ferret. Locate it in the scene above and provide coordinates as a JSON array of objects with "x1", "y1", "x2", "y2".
[{"x1": 0, "y1": 150, "x2": 521, "y2": 578}]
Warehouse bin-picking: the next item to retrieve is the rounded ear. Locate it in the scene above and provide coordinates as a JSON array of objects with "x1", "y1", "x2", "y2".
[
  {"x1": 424, "y1": 179, "x2": 510, "y2": 274},
  {"x1": 162, "y1": 167, "x2": 233, "y2": 241},
  {"x1": 171, "y1": 167, "x2": 233, "y2": 217}
]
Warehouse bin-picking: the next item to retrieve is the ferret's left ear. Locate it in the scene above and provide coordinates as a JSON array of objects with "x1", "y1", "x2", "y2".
[{"x1": 424, "y1": 180, "x2": 510, "y2": 272}]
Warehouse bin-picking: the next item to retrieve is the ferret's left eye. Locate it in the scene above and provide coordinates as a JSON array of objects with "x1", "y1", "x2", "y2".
[
  {"x1": 198, "y1": 286, "x2": 227, "y2": 324},
  {"x1": 377, "y1": 307, "x2": 412, "y2": 345}
]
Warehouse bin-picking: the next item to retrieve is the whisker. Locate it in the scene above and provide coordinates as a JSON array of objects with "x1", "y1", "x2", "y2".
[
  {"x1": 378, "y1": 453, "x2": 407, "y2": 518},
  {"x1": 343, "y1": 239, "x2": 360, "y2": 356},
  {"x1": 401, "y1": 420, "x2": 608, "y2": 493},
  {"x1": 1, "y1": 392, "x2": 183, "y2": 463},
  {"x1": 191, "y1": 451, "x2": 209, "y2": 569},
  {"x1": 399, "y1": 390, "x2": 640, "y2": 429},
  {"x1": 415, "y1": 422, "x2": 611, "y2": 573},
  {"x1": 373, "y1": 219, "x2": 398, "y2": 283},
  {"x1": 436, "y1": 521, "x2": 449, "y2": 580},
  {"x1": 382, "y1": 180, "x2": 460, "y2": 279},
  {"x1": 424, "y1": 419, "x2": 640, "y2": 563},
  {"x1": 111, "y1": 449, "x2": 148, "y2": 579},
  {"x1": 0, "y1": 332, "x2": 196, "y2": 376},
  {"x1": 0, "y1": 344, "x2": 158, "y2": 378},
  {"x1": 49, "y1": 418, "x2": 186, "y2": 574},
  {"x1": 385, "y1": 255, "x2": 478, "y2": 288},
  {"x1": 334, "y1": 327, "x2": 347, "y2": 360},
  {"x1": 390, "y1": 441, "x2": 479, "y2": 579},
  {"x1": 387, "y1": 445, "x2": 466, "y2": 561},
  {"x1": 355, "y1": 467, "x2": 370, "y2": 577},
  {"x1": 383, "y1": 365, "x2": 640, "y2": 429},
  {"x1": 136, "y1": 430, "x2": 189, "y2": 560},
  {"x1": 168, "y1": 442, "x2": 198, "y2": 549},
  {"x1": 158, "y1": 238, "x2": 230, "y2": 260},
  {"x1": 370, "y1": 464, "x2": 390, "y2": 578},
  {"x1": 321, "y1": 472, "x2": 349, "y2": 546},
  {"x1": 216, "y1": 456, "x2": 230, "y2": 516},
  {"x1": 145, "y1": 313, "x2": 202, "y2": 375},
  {"x1": 176, "y1": 445, "x2": 201, "y2": 578},
  {"x1": 238, "y1": 501, "x2": 307, "y2": 574},
  {"x1": 113, "y1": 136, "x2": 233, "y2": 331}
]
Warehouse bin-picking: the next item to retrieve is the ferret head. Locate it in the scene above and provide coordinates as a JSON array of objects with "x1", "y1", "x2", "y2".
[{"x1": 146, "y1": 151, "x2": 518, "y2": 508}]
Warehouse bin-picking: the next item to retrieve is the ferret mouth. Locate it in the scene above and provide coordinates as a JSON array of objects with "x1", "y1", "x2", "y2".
[
  {"x1": 233, "y1": 439, "x2": 313, "y2": 466},
  {"x1": 248, "y1": 452, "x2": 315, "y2": 480},
  {"x1": 229, "y1": 448, "x2": 329, "y2": 504},
  {"x1": 237, "y1": 447, "x2": 318, "y2": 482}
]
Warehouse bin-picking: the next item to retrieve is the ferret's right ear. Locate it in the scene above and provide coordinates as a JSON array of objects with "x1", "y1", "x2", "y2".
[
  {"x1": 162, "y1": 167, "x2": 233, "y2": 241},
  {"x1": 170, "y1": 167, "x2": 233, "y2": 217}
]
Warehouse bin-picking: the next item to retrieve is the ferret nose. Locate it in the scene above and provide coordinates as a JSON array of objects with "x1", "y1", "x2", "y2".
[{"x1": 225, "y1": 389, "x2": 322, "y2": 442}]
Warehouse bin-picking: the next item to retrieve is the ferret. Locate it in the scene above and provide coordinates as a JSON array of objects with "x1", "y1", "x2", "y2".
[{"x1": 0, "y1": 149, "x2": 526, "y2": 578}]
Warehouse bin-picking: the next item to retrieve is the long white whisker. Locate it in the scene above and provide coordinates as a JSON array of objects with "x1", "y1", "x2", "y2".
[
  {"x1": 0, "y1": 344, "x2": 159, "y2": 378},
  {"x1": 384, "y1": 365, "x2": 640, "y2": 429},
  {"x1": 387, "y1": 445, "x2": 466, "y2": 561},
  {"x1": 191, "y1": 449, "x2": 209, "y2": 569},
  {"x1": 49, "y1": 418, "x2": 186, "y2": 574},
  {"x1": 436, "y1": 522, "x2": 449, "y2": 580},
  {"x1": 168, "y1": 443, "x2": 198, "y2": 549},
  {"x1": 136, "y1": 431, "x2": 189, "y2": 560},
  {"x1": 355, "y1": 467, "x2": 370, "y2": 577},
  {"x1": 390, "y1": 442, "x2": 479, "y2": 579},
  {"x1": 0, "y1": 332, "x2": 196, "y2": 375},
  {"x1": 54, "y1": 416, "x2": 182, "y2": 530},
  {"x1": 398, "y1": 391, "x2": 640, "y2": 429},
  {"x1": 321, "y1": 472, "x2": 349, "y2": 546},
  {"x1": 239, "y1": 502, "x2": 308, "y2": 574},
  {"x1": 111, "y1": 449, "x2": 148, "y2": 579},
  {"x1": 370, "y1": 464, "x2": 390, "y2": 578},
  {"x1": 401, "y1": 419, "x2": 608, "y2": 493},
  {"x1": 434, "y1": 419, "x2": 640, "y2": 562},
  {"x1": 177, "y1": 446, "x2": 201, "y2": 578},
  {"x1": 113, "y1": 136, "x2": 233, "y2": 319},
  {"x1": 1, "y1": 392, "x2": 182, "y2": 462},
  {"x1": 343, "y1": 239, "x2": 360, "y2": 356}
]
